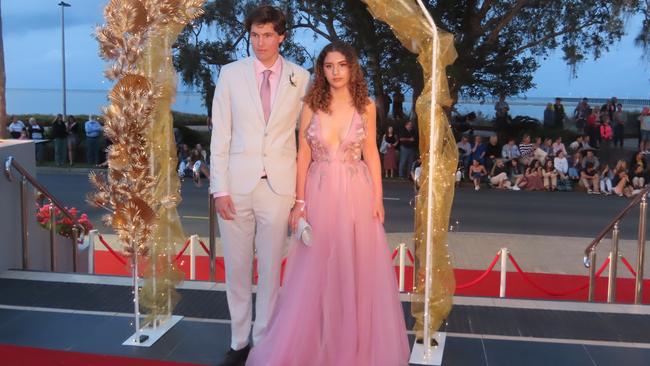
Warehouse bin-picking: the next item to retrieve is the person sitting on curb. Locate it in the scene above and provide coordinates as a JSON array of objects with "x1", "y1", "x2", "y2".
[{"x1": 581, "y1": 162, "x2": 601, "y2": 194}]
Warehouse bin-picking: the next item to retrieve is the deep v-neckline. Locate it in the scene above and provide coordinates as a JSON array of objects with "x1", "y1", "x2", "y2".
[{"x1": 316, "y1": 109, "x2": 356, "y2": 153}]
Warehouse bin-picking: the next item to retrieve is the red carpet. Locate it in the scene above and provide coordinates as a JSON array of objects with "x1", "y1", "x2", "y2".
[
  {"x1": 0, "y1": 344, "x2": 203, "y2": 366},
  {"x1": 94, "y1": 251, "x2": 650, "y2": 304}
]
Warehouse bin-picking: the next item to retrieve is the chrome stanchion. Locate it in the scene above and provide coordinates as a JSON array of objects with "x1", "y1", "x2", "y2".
[
  {"x1": 607, "y1": 222, "x2": 620, "y2": 303},
  {"x1": 209, "y1": 195, "x2": 216, "y2": 282},
  {"x1": 635, "y1": 196, "x2": 647, "y2": 304},
  {"x1": 49, "y1": 201, "x2": 56, "y2": 271},
  {"x1": 71, "y1": 226, "x2": 79, "y2": 273},
  {"x1": 398, "y1": 243, "x2": 406, "y2": 292},
  {"x1": 499, "y1": 248, "x2": 508, "y2": 298},
  {"x1": 20, "y1": 176, "x2": 29, "y2": 269},
  {"x1": 587, "y1": 249, "x2": 597, "y2": 302}
]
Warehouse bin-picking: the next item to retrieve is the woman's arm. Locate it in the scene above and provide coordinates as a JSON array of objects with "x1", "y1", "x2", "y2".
[
  {"x1": 289, "y1": 105, "x2": 314, "y2": 231},
  {"x1": 362, "y1": 100, "x2": 384, "y2": 223}
]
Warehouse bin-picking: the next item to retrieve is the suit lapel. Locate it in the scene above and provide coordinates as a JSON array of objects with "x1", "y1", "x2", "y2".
[
  {"x1": 267, "y1": 61, "x2": 291, "y2": 129},
  {"x1": 242, "y1": 57, "x2": 265, "y2": 126}
]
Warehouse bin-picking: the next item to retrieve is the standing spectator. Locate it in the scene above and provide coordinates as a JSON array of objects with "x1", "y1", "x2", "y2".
[
  {"x1": 552, "y1": 137, "x2": 567, "y2": 156},
  {"x1": 586, "y1": 108, "x2": 600, "y2": 147},
  {"x1": 468, "y1": 159, "x2": 487, "y2": 191},
  {"x1": 639, "y1": 107, "x2": 650, "y2": 153},
  {"x1": 51, "y1": 114, "x2": 67, "y2": 166},
  {"x1": 84, "y1": 115, "x2": 103, "y2": 165},
  {"x1": 484, "y1": 135, "x2": 501, "y2": 172},
  {"x1": 553, "y1": 150, "x2": 569, "y2": 180},
  {"x1": 508, "y1": 158, "x2": 523, "y2": 190},
  {"x1": 489, "y1": 159, "x2": 512, "y2": 189},
  {"x1": 376, "y1": 90, "x2": 391, "y2": 126},
  {"x1": 392, "y1": 89, "x2": 404, "y2": 120},
  {"x1": 470, "y1": 135, "x2": 486, "y2": 165},
  {"x1": 518, "y1": 134, "x2": 535, "y2": 166},
  {"x1": 543, "y1": 103, "x2": 554, "y2": 129},
  {"x1": 501, "y1": 137, "x2": 520, "y2": 162},
  {"x1": 7, "y1": 116, "x2": 25, "y2": 139},
  {"x1": 613, "y1": 103, "x2": 625, "y2": 148},
  {"x1": 66, "y1": 115, "x2": 80, "y2": 166},
  {"x1": 542, "y1": 159, "x2": 559, "y2": 191},
  {"x1": 581, "y1": 162, "x2": 601, "y2": 194},
  {"x1": 607, "y1": 97, "x2": 618, "y2": 122},
  {"x1": 494, "y1": 94, "x2": 510, "y2": 131},
  {"x1": 457, "y1": 135, "x2": 472, "y2": 169},
  {"x1": 574, "y1": 98, "x2": 590, "y2": 133},
  {"x1": 599, "y1": 117, "x2": 613, "y2": 149},
  {"x1": 553, "y1": 97, "x2": 566, "y2": 129},
  {"x1": 27, "y1": 117, "x2": 45, "y2": 163},
  {"x1": 381, "y1": 125, "x2": 398, "y2": 178},
  {"x1": 398, "y1": 120, "x2": 418, "y2": 179}
]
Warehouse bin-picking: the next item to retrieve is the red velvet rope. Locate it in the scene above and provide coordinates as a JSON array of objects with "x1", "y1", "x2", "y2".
[
  {"x1": 174, "y1": 239, "x2": 192, "y2": 262},
  {"x1": 508, "y1": 253, "x2": 610, "y2": 297},
  {"x1": 199, "y1": 240, "x2": 210, "y2": 256},
  {"x1": 455, "y1": 252, "x2": 501, "y2": 290},
  {"x1": 97, "y1": 234, "x2": 127, "y2": 266},
  {"x1": 620, "y1": 256, "x2": 637, "y2": 277}
]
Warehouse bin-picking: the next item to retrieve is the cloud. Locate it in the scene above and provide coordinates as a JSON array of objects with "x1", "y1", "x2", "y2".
[{"x1": 2, "y1": 0, "x2": 107, "y2": 36}]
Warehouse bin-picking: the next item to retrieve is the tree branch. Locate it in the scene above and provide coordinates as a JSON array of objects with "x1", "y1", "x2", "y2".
[
  {"x1": 485, "y1": 0, "x2": 528, "y2": 44},
  {"x1": 292, "y1": 22, "x2": 336, "y2": 41},
  {"x1": 478, "y1": 0, "x2": 494, "y2": 19},
  {"x1": 507, "y1": 19, "x2": 601, "y2": 56}
]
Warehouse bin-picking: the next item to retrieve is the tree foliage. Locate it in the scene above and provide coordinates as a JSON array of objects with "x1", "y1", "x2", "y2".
[{"x1": 173, "y1": 0, "x2": 645, "y2": 115}]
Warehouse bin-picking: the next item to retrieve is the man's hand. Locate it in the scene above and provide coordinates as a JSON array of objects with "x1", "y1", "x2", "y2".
[{"x1": 214, "y1": 195, "x2": 236, "y2": 220}]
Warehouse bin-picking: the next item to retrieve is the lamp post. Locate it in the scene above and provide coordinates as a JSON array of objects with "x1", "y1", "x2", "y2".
[{"x1": 58, "y1": 1, "x2": 71, "y2": 119}]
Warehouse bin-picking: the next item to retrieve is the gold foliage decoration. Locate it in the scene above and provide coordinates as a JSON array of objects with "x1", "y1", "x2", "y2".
[{"x1": 360, "y1": 0, "x2": 459, "y2": 338}]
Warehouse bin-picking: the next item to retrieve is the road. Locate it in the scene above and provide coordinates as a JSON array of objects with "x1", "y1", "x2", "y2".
[{"x1": 36, "y1": 171, "x2": 643, "y2": 240}]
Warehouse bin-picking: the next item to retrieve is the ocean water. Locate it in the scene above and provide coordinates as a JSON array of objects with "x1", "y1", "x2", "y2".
[{"x1": 6, "y1": 88, "x2": 648, "y2": 121}]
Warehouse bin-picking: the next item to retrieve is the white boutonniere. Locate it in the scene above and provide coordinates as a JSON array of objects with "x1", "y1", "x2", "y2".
[{"x1": 289, "y1": 71, "x2": 297, "y2": 87}]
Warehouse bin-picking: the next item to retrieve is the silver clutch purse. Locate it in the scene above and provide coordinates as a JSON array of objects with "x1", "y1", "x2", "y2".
[{"x1": 295, "y1": 217, "x2": 312, "y2": 246}]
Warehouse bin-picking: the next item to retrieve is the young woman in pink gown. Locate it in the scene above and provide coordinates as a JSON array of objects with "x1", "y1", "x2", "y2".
[{"x1": 246, "y1": 42, "x2": 410, "y2": 366}]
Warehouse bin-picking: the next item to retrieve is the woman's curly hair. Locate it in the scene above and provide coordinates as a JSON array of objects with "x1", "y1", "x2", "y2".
[{"x1": 304, "y1": 41, "x2": 370, "y2": 114}]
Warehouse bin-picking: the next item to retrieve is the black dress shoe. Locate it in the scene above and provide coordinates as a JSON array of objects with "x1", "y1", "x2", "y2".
[{"x1": 217, "y1": 345, "x2": 250, "y2": 366}]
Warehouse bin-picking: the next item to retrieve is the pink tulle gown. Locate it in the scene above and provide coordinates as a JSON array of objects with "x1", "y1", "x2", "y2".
[{"x1": 246, "y1": 111, "x2": 410, "y2": 366}]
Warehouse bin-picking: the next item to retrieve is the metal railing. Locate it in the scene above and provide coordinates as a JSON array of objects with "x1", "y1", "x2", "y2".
[
  {"x1": 4, "y1": 156, "x2": 85, "y2": 272},
  {"x1": 584, "y1": 185, "x2": 650, "y2": 304}
]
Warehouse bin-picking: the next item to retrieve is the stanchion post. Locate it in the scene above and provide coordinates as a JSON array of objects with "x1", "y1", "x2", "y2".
[
  {"x1": 588, "y1": 249, "x2": 597, "y2": 302},
  {"x1": 635, "y1": 196, "x2": 647, "y2": 304},
  {"x1": 20, "y1": 177, "x2": 29, "y2": 270},
  {"x1": 499, "y1": 248, "x2": 508, "y2": 298},
  {"x1": 209, "y1": 195, "x2": 216, "y2": 282},
  {"x1": 607, "y1": 222, "x2": 620, "y2": 303},
  {"x1": 190, "y1": 235, "x2": 197, "y2": 280},
  {"x1": 71, "y1": 226, "x2": 79, "y2": 273},
  {"x1": 132, "y1": 246, "x2": 141, "y2": 344},
  {"x1": 398, "y1": 243, "x2": 406, "y2": 292},
  {"x1": 49, "y1": 202, "x2": 56, "y2": 271},
  {"x1": 87, "y1": 230, "x2": 97, "y2": 274}
]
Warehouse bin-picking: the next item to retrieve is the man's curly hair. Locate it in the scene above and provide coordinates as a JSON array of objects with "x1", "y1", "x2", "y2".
[{"x1": 304, "y1": 41, "x2": 370, "y2": 114}]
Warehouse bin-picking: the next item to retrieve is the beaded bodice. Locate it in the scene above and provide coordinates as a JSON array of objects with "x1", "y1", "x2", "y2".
[{"x1": 305, "y1": 110, "x2": 367, "y2": 163}]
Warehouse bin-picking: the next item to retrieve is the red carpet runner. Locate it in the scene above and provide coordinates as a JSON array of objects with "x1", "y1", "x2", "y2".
[{"x1": 0, "y1": 344, "x2": 202, "y2": 366}]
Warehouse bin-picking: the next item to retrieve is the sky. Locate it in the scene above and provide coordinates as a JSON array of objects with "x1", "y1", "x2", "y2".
[{"x1": 2, "y1": 0, "x2": 650, "y2": 99}]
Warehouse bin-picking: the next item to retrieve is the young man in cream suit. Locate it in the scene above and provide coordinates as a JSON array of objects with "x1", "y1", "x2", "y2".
[{"x1": 210, "y1": 5, "x2": 310, "y2": 366}]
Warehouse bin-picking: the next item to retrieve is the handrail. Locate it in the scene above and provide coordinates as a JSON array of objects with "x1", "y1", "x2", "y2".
[
  {"x1": 583, "y1": 184, "x2": 649, "y2": 304},
  {"x1": 4, "y1": 156, "x2": 85, "y2": 271},
  {"x1": 584, "y1": 185, "x2": 650, "y2": 260}
]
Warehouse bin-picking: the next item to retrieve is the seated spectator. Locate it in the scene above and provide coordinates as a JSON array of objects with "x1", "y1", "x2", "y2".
[
  {"x1": 518, "y1": 134, "x2": 535, "y2": 166},
  {"x1": 468, "y1": 159, "x2": 487, "y2": 191},
  {"x1": 568, "y1": 152, "x2": 582, "y2": 180},
  {"x1": 501, "y1": 137, "x2": 520, "y2": 162},
  {"x1": 457, "y1": 135, "x2": 472, "y2": 169},
  {"x1": 554, "y1": 151, "x2": 569, "y2": 180},
  {"x1": 541, "y1": 137, "x2": 553, "y2": 156},
  {"x1": 189, "y1": 148, "x2": 210, "y2": 187},
  {"x1": 7, "y1": 115, "x2": 26, "y2": 139},
  {"x1": 485, "y1": 135, "x2": 501, "y2": 172},
  {"x1": 520, "y1": 159, "x2": 544, "y2": 191},
  {"x1": 581, "y1": 149, "x2": 600, "y2": 170},
  {"x1": 508, "y1": 158, "x2": 523, "y2": 190},
  {"x1": 581, "y1": 162, "x2": 601, "y2": 194},
  {"x1": 569, "y1": 135, "x2": 593, "y2": 153},
  {"x1": 489, "y1": 159, "x2": 512, "y2": 189},
  {"x1": 630, "y1": 151, "x2": 646, "y2": 172},
  {"x1": 599, "y1": 164, "x2": 614, "y2": 195},
  {"x1": 411, "y1": 156, "x2": 423, "y2": 186},
  {"x1": 542, "y1": 159, "x2": 559, "y2": 191},
  {"x1": 552, "y1": 137, "x2": 567, "y2": 156},
  {"x1": 631, "y1": 163, "x2": 645, "y2": 189},
  {"x1": 470, "y1": 135, "x2": 486, "y2": 165},
  {"x1": 613, "y1": 160, "x2": 633, "y2": 197}
]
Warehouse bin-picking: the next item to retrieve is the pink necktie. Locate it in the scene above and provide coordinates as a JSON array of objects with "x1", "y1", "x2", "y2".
[{"x1": 260, "y1": 70, "x2": 271, "y2": 123}]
